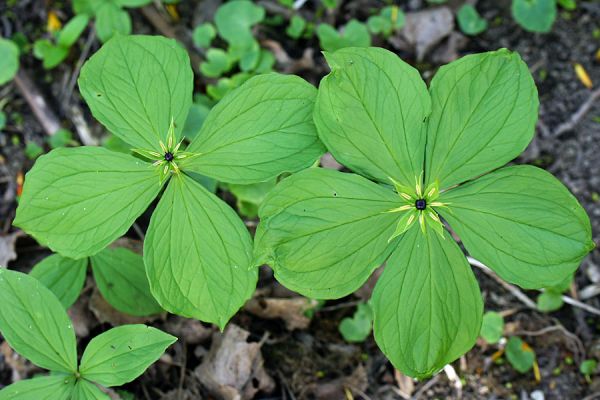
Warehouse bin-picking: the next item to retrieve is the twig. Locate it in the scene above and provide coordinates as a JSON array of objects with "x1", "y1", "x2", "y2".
[
  {"x1": 62, "y1": 26, "x2": 96, "y2": 107},
  {"x1": 13, "y1": 70, "x2": 61, "y2": 136},
  {"x1": 561, "y1": 295, "x2": 600, "y2": 317},
  {"x1": 512, "y1": 324, "x2": 585, "y2": 361},
  {"x1": 412, "y1": 375, "x2": 440, "y2": 400},
  {"x1": 139, "y1": 5, "x2": 202, "y2": 71},
  {"x1": 553, "y1": 87, "x2": 600, "y2": 137},
  {"x1": 467, "y1": 256, "x2": 537, "y2": 309},
  {"x1": 318, "y1": 300, "x2": 362, "y2": 312},
  {"x1": 468, "y1": 256, "x2": 600, "y2": 317}
]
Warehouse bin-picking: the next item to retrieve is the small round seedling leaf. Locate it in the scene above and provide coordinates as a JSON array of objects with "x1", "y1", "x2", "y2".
[
  {"x1": 79, "y1": 324, "x2": 177, "y2": 387},
  {"x1": 0, "y1": 269, "x2": 77, "y2": 373},
  {"x1": 95, "y1": 2, "x2": 131, "y2": 43},
  {"x1": 30, "y1": 254, "x2": 88, "y2": 309},
  {"x1": 286, "y1": 15, "x2": 306, "y2": 39},
  {"x1": 537, "y1": 290, "x2": 564, "y2": 312},
  {"x1": 339, "y1": 303, "x2": 373, "y2": 343},
  {"x1": 214, "y1": 0, "x2": 265, "y2": 46},
  {"x1": 316, "y1": 20, "x2": 371, "y2": 52},
  {"x1": 457, "y1": 4, "x2": 488, "y2": 35},
  {"x1": 192, "y1": 23, "x2": 216, "y2": 48},
  {"x1": 0, "y1": 38, "x2": 19, "y2": 85},
  {"x1": 479, "y1": 311, "x2": 504, "y2": 344},
  {"x1": 506, "y1": 336, "x2": 535, "y2": 373},
  {"x1": 580, "y1": 359, "x2": 598, "y2": 375},
  {"x1": 512, "y1": 0, "x2": 557, "y2": 33},
  {"x1": 200, "y1": 48, "x2": 233, "y2": 78}
]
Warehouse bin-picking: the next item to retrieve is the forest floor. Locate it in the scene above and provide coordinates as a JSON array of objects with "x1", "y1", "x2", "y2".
[{"x1": 1, "y1": 0, "x2": 600, "y2": 399}]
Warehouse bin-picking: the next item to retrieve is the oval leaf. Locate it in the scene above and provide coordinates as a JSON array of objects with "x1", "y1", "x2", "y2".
[
  {"x1": 91, "y1": 247, "x2": 163, "y2": 317},
  {"x1": 255, "y1": 168, "x2": 400, "y2": 299},
  {"x1": 14, "y1": 147, "x2": 162, "y2": 259},
  {"x1": 439, "y1": 165, "x2": 594, "y2": 289},
  {"x1": 184, "y1": 73, "x2": 324, "y2": 184},
  {"x1": 30, "y1": 254, "x2": 88, "y2": 308},
  {"x1": 79, "y1": 35, "x2": 193, "y2": 150},
  {"x1": 144, "y1": 174, "x2": 257, "y2": 328},
  {"x1": 425, "y1": 49, "x2": 538, "y2": 189},
  {"x1": 314, "y1": 47, "x2": 431, "y2": 185},
  {"x1": 0, "y1": 38, "x2": 19, "y2": 85},
  {"x1": 371, "y1": 227, "x2": 483, "y2": 378},
  {"x1": 0, "y1": 269, "x2": 77, "y2": 373},
  {"x1": 79, "y1": 324, "x2": 176, "y2": 387},
  {"x1": 0, "y1": 375, "x2": 76, "y2": 400}
]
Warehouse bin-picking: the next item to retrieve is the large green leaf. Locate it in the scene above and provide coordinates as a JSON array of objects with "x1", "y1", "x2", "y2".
[
  {"x1": 72, "y1": 380, "x2": 110, "y2": 400},
  {"x1": 425, "y1": 49, "x2": 538, "y2": 189},
  {"x1": 30, "y1": 254, "x2": 88, "y2": 308},
  {"x1": 0, "y1": 269, "x2": 77, "y2": 373},
  {"x1": 14, "y1": 147, "x2": 162, "y2": 259},
  {"x1": 184, "y1": 74, "x2": 324, "y2": 184},
  {"x1": 439, "y1": 165, "x2": 594, "y2": 289},
  {"x1": 91, "y1": 247, "x2": 163, "y2": 316},
  {"x1": 0, "y1": 375, "x2": 76, "y2": 400},
  {"x1": 144, "y1": 173, "x2": 257, "y2": 328},
  {"x1": 79, "y1": 325, "x2": 176, "y2": 387},
  {"x1": 314, "y1": 47, "x2": 430, "y2": 185},
  {"x1": 255, "y1": 168, "x2": 400, "y2": 299},
  {"x1": 371, "y1": 227, "x2": 483, "y2": 378},
  {"x1": 79, "y1": 35, "x2": 193, "y2": 150}
]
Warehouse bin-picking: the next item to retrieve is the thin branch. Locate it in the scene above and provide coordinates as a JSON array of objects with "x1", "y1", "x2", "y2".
[
  {"x1": 553, "y1": 87, "x2": 600, "y2": 137},
  {"x1": 13, "y1": 70, "x2": 61, "y2": 136}
]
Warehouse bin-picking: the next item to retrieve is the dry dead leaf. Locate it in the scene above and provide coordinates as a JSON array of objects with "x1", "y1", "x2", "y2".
[
  {"x1": 0, "y1": 231, "x2": 22, "y2": 267},
  {"x1": 394, "y1": 369, "x2": 414, "y2": 398},
  {"x1": 195, "y1": 324, "x2": 275, "y2": 400},
  {"x1": 309, "y1": 364, "x2": 368, "y2": 400},
  {"x1": 399, "y1": 7, "x2": 454, "y2": 61},
  {"x1": 244, "y1": 296, "x2": 317, "y2": 330},
  {"x1": 164, "y1": 316, "x2": 213, "y2": 345},
  {"x1": 574, "y1": 63, "x2": 593, "y2": 88}
]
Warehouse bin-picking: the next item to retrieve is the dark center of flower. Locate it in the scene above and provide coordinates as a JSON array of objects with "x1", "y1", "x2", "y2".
[
  {"x1": 415, "y1": 199, "x2": 427, "y2": 210},
  {"x1": 164, "y1": 152, "x2": 174, "y2": 162}
]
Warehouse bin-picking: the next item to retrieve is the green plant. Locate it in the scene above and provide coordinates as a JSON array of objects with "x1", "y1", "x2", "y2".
[
  {"x1": 31, "y1": 247, "x2": 162, "y2": 316},
  {"x1": 580, "y1": 359, "x2": 597, "y2": 383},
  {"x1": 316, "y1": 20, "x2": 371, "y2": 52},
  {"x1": 286, "y1": 15, "x2": 307, "y2": 39},
  {"x1": 73, "y1": 0, "x2": 153, "y2": 43},
  {"x1": 339, "y1": 302, "x2": 373, "y2": 343},
  {"x1": 14, "y1": 34, "x2": 323, "y2": 329},
  {"x1": 0, "y1": 37, "x2": 19, "y2": 84},
  {"x1": 480, "y1": 311, "x2": 504, "y2": 344},
  {"x1": 506, "y1": 336, "x2": 535, "y2": 373},
  {"x1": 457, "y1": 4, "x2": 488, "y2": 35},
  {"x1": 536, "y1": 274, "x2": 572, "y2": 312},
  {"x1": 367, "y1": 6, "x2": 405, "y2": 38},
  {"x1": 512, "y1": 0, "x2": 556, "y2": 33},
  {"x1": 34, "y1": 14, "x2": 89, "y2": 69},
  {"x1": 199, "y1": 0, "x2": 276, "y2": 99},
  {"x1": 0, "y1": 268, "x2": 175, "y2": 399},
  {"x1": 254, "y1": 47, "x2": 594, "y2": 378}
]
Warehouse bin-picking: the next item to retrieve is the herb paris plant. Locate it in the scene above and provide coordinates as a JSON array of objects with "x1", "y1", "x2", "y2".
[
  {"x1": 14, "y1": 34, "x2": 324, "y2": 329},
  {"x1": 254, "y1": 47, "x2": 594, "y2": 378},
  {"x1": 0, "y1": 268, "x2": 175, "y2": 399}
]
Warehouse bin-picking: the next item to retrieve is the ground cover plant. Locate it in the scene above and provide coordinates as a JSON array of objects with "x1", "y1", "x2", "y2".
[
  {"x1": 13, "y1": 34, "x2": 324, "y2": 329},
  {"x1": 2, "y1": 0, "x2": 600, "y2": 398},
  {"x1": 254, "y1": 46, "x2": 595, "y2": 378},
  {"x1": 0, "y1": 268, "x2": 175, "y2": 399}
]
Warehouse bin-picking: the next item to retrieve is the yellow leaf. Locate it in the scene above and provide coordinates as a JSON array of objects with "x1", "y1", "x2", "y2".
[
  {"x1": 574, "y1": 63, "x2": 593, "y2": 89},
  {"x1": 47, "y1": 11, "x2": 62, "y2": 33},
  {"x1": 166, "y1": 4, "x2": 180, "y2": 21}
]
